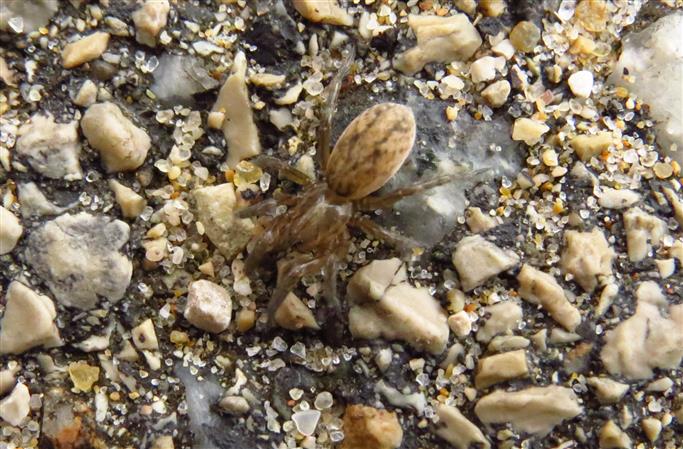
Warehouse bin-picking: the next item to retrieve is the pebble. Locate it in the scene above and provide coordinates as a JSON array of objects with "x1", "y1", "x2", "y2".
[
  {"x1": 623, "y1": 207, "x2": 668, "y2": 262},
  {"x1": 645, "y1": 377, "x2": 673, "y2": 392},
  {"x1": 218, "y1": 395, "x2": 250, "y2": 415},
  {"x1": 512, "y1": 118, "x2": 549, "y2": 145},
  {"x1": 479, "y1": 0, "x2": 506, "y2": 17},
  {"x1": 517, "y1": 264, "x2": 581, "y2": 331},
  {"x1": 587, "y1": 377, "x2": 629, "y2": 404},
  {"x1": 249, "y1": 73, "x2": 286, "y2": 88},
  {"x1": 475, "y1": 349, "x2": 529, "y2": 389},
  {"x1": 465, "y1": 207, "x2": 499, "y2": 233},
  {"x1": 509, "y1": 21, "x2": 540, "y2": 53},
  {"x1": 474, "y1": 386, "x2": 583, "y2": 435},
  {"x1": 18, "y1": 182, "x2": 72, "y2": 217},
  {"x1": 62, "y1": 32, "x2": 110, "y2": 69},
  {"x1": 470, "y1": 56, "x2": 505, "y2": 83},
  {"x1": 81, "y1": 102, "x2": 150, "y2": 172},
  {"x1": 274, "y1": 82, "x2": 303, "y2": 105},
  {"x1": 570, "y1": 132, "x2": 613, "y2": 161},
  {"x1": 0, "y1": 365, "x2": 19, "y2": 396},
  {"x1": 491, "y1": 38, "x2": 515, "y2": 59},
  {"x1": 292, "y1": 0, "x2": 353, "y2": 26},
  {"x1": 568, "y1": 70, "x2": 594, "y2": 98},
  {"x1": 597, "y1": 187, "x2": 640, "y2": 210},
  {"x1": 480, "y1": 80, "x2": 510, "y2": 108},
  {"x1": 394, "y1": 14, "x2": 482, "y2": 75},
  {"x1": 0, "y1": 383, "x2": 30, "y2": 426},
  {"x1": 292, "y1": 410, "x2": 321, "y2": 436},
  {"x1": 0, "y1": 281, "x2": 61, "y2": 355},
  {"x1": 341, "y1": 404, "x2": 403, "y2": 449},
  {"x1": 109, "y1": 180, "x2": 147, "y2": 219},
  {"x1": 348, "y1": 258, "x2": 449, "y2": 354},
  {"x1": 24, "y1": 212, "x2": 132, "y2": 309},
  {"x1": 132, "y1": 0, "x2": 170, "y2": 47},
  {"x1": 655, "y1": 258, "x2": 675, "y2": 278},
  {"x1": 599, "y1": 420, "x2": 631, "y2": 449},
  {"x1": 235, "y1": 309, "x2": 256, "y2": 333},
  {"x1": 15, "y1": 113, "x2": 83, "y2": 180},
  {"x1": 73, "y1": 79, "x2": 98, "y2": 107},
  {"x1": 212, "y1": 51, "x2": 261, "y2": 167},
  {"x1": 434, "y1": 404, "x2": 490, "y2": 449},
  {"x1": 487, "y1": 335, "x2": 529, "y2": 353},
  {"x1": 560, "y1": 228, "x2": 614, "y2": 292},
  {"x1": 375, "y1": 380, "x2": 426, "y2": 415},
  {"x1": 447, "y1": 311, "x2": 472, "y2": 338},
  {"x1": 184, "y1": 280, "x2": 233, "y2": 334},
  {"x1": 274, "y1": 292, "x2": 319, "y2": 330},
  {"x1": 641, "y1": 418, "x2": 662, "y2": 443},
  {"x1": 476, "y1": 302, "x2": 522, "y2": 343},
  {"x1": 132, "y1": 318, "x2": 159, "y2": 351},
  {"x1": 68, "y1": 362, "x2": 100, "y2": 392},
  {"x1": 451, "y1": 235, "x2": 519, "y2": 291},
  {"x1": 601, "y1": 281, "x2": 683, "y2": 380},
  {"x1": 193, "y1": 183, "x2": 255, "y2": 260},
  {"x1": 0, "y1": 206, "x2": 22, "y2": 255}
]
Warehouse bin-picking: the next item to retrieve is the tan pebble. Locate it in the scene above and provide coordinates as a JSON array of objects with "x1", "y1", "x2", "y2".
[
  {"x1": 235, "y1": 308, "x2": 256, "y2": 333},
  {"x1": 570, "y1": 35, "x2": 596, "y2": 55},
  {"x1": 641, "y1": 418, "x2": 661, "y2": 443},
  {"x1": 570, "y1": 132, "x2": 613, "y2": 161},
  {"x1": 475, "y1": 349, "x2": 529, "y2": 389},
  {"x1": 68, "y1": 362, "x2": 100, "y2": 392},
  {"x1": 250, "y1": 73, "x2": 286, "y2": 88},
  {"x1": 653, "y1": 162, "x2": 673, "y2": 179},
  {"x1": 341, "y1": 404, "x2": 403, "y2": 449},
  {"x1": 292, "y1": 0, "x2": 353, "y2": 26},
  {"x1": 73, "y1": 79, "x2": 98, "y2": 107},
  {"x1": 512, "y1": 118, "x2": 549, "y2": 145},
  {"x1": 109, "y1": 180, "x2": 146, "y2": 218},
  {"x1": 575, "y1": 0, "x2": 608, "y2": 32},
  {"x1": 446, "y1": 105, "x2": 458, "y2": 121},
  {"x1": 132, "y1": 0, "x2": 170, "y2": 47},
  {"x1": 207, "y1": 111, "x2": 225, "y2": 130},
  {"x1": 62, "y1": 32, "x2": 110, "y2": 69},
  {"x1": 275, "y1": 292, "x2": 319, "y2": 331},
  {"x1": 599, "y1": 420, "x2": 631, "y2": 448},
  {"x1": 151, "y1": 435, "x2": 175, "y2": 449},
  {"x1": 509, "y1": 21, "x2": 540, "y2": 53},
  {"x1": 481, "y1": 80, "x2": 510, "y2": 108},
  {"x1": 479, "y1": 0, "x2": 506, "y2": 17},
  {"x1": 546, "y1": 65, "x2": 563, "y2": 83},
  {"x1": 198, "y1": 260, "x2": 215, "y2": 277},
  {"x1": 542, "y1": 149, "x2": 559, "y2": 167},
  {"x1": 169, "y1": 330, "x2": 189, "y2": 344}
]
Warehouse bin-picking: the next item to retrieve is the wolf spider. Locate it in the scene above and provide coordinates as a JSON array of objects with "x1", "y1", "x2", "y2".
[{"x1": 239, "y1": 49, "x2": 469, "y2": 323}]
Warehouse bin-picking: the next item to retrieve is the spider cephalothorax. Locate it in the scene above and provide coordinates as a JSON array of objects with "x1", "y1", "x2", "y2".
[{"x1": 240, "y1": 51, "x2": 453, "y2": 322}]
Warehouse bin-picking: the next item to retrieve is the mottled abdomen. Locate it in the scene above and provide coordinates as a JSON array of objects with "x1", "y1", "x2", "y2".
[{"x1": 326, "y1": 103, "x2": 416, "y2": 200}]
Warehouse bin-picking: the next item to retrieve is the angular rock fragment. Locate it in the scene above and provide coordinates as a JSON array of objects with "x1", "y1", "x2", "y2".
[
  {"x1": 475, "y1": 349, "x2": 529, "y2": 389},
  {"x1": 62, "y1": 32, "x2": 110, "y2": 69},
  {"x1": 641, "y1": 417, "x2": 662, "y2": 443},
  {"x1": 15, "y1": 113, "x2": 82, "y2": 180},
  {"x1": 151, "y1": 55, "x2": 220, "y2": 105},
  {"x1": 570, "y1": 132, "x2": 613, "y2": 161},
  {"x1": 375, "y1": 380, "x2": 425, "y2": 414},
  {"x1": 512, "y1": 118, "x2": 549, "y2": 145},
  {"x1": 109, "y1": 180, "x2": 146, "y2": 219},
  {"x1": 474, "y1": 386, "x2": 583, "y2": 435},
  {"x1": 394, "y1": 14, "x2": 482, "y2": 75},
  {"x1": 623, "y1": 207, "x2": 667, "y2": 262},
  {"x1": 0, "y1": 383, "x2": 30, "y2": 426},
  {"x1": 73, "y1": 79, "x2": 97, "y2": 107},
  {"x1": 517, "y1": 264, "x2": 581, "y2": 331},
  {"x1": 599, "y1": 420, "x2": 631, "y2": 449},
  {"x1": 132, "y1": 319, "x2": 159, "y2": 351},
  {"x1": 274, "y1": 292, "x2": 319, "y2": 331},
  {"x1": 193, "y1": 183, "x2": 255, "y2": 260},
  {"x1": 610, "y1": 12, "x2": 683, "y2": 162},
  {"x1": 600, "y1": 281, "x2": 683, "y2": 380},
  {"x1": 132, "y1": 0, "x2": 170, "y2": 47},
  {"x1": 0, "y1": 281, "x2": 61, "y2": 355},
  {"x1": 81, "y1": 102, "x2": 151, "y2": 172},
  {"x1": 434, "y1": 404, "x2": 490, "y2": 449},
  {"x1": 0, "y1": 365, "x2": 19, "y2": 396},
  {"x1": 23, "y1": 212, "x2": 132, "y2": 309},
  {"x1": 452, "y1": 235, "x2": 519, "y2": 291},
  {"x1": 212, "y1": 52, "x2": 261, "y2": 167},
  {"x1": 560, "y1": 228, "x2": 614, "y2": 292},
  {"x1": 218, "y1": 395, "x2": 250, "y2": 415},
  {"x1": 587, "y1": 377, "x2": 629, "y2": 404},
  {"x1": 465, "y1": 207, "x2": 499, "y2": 233},
  {"x1": 663, "y1": 187, "x2": 683, "y2": 226},
  {"x1": 476, "y1": 301, "x2": 522, "y2": 342},
  {"x1": 341, "y1": 404, "x2": 402, "y2": 449},
  {"x1": 184, "y1": 280, "x2": 233, "y2": 334},
  {"x1": 447, "y1": 311, "x2": 471, "y2": 338},
  {"x1": 481, "y1": 79, "x2": 511, "y2": 108},
  {"x1": 347, "y1": 258, "x2": 449, "y2": 354},
  {"x1": 18, "y1": 182, "x2": 72, "y2": 217},
  {"x1": 0, "y1": 206, "x2": 22, "y2": 255},
  {"x1": 293, "y1": 0, "x2": 353, "y2": 26},
  {"x1": 597, "y1": 187, "x2": 640, "y2": 210}
]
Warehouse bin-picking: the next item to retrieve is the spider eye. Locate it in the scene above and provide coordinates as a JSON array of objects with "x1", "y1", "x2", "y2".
[{"x1": 325, "y1": 103, "x2": 416, "y2": 200}]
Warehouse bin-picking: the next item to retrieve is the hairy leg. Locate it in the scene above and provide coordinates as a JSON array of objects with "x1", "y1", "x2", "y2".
[
  {"x1": 267, "y1": 253, "x2": 328, "y2": 324},
  {"x1": 235, "y1": 198, "x2": 279, "y2": 219},
  {"x1": 251, "y1": 155, "x2": 312, "y2": 186},
  {"x1": 357, "y1": 168, "x2": 491, "y2": 211},
  {"x1": 317, "y1": 46, "x2": 356, "y2": 172},
  {"x1": 349, "y1": 215, "x2": 421, "y2": 253}
]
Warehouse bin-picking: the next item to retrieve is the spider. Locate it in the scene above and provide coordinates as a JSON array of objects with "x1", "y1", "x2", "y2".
[{"x1": 239, "y1": 49, "x2": 469, "y2": 323}]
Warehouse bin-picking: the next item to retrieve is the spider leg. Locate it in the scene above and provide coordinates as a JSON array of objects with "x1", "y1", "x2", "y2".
[
  {"x1": 267, "y1": 253, "x2": 327, "y2": 325},
  {"x1": 317, "y1": 46, "x2": 356, "y2": 172},
  {"x1": 235, "y1": 198, "x2": 279, "y2": 218},
  {"x1": 357, "y1": 168, "x2": 491, "y2": 211},
  {"x1": 251, "y1": 155, "x2": 312, "y2": 186},
  {"x1": 321, "y1": 231, "x2": 351, "y2": 314},
  {"x1": 350, "y1": 215, "x2": 421, "y2": 253}
]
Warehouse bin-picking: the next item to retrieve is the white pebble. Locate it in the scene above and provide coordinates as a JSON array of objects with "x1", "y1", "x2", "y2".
[
  {"x1": 568, "y1": 70, "x2": 594, "y2": 98},
  {"x1": 292, "y1": 410, "x2": 321, "y2": 436}
]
